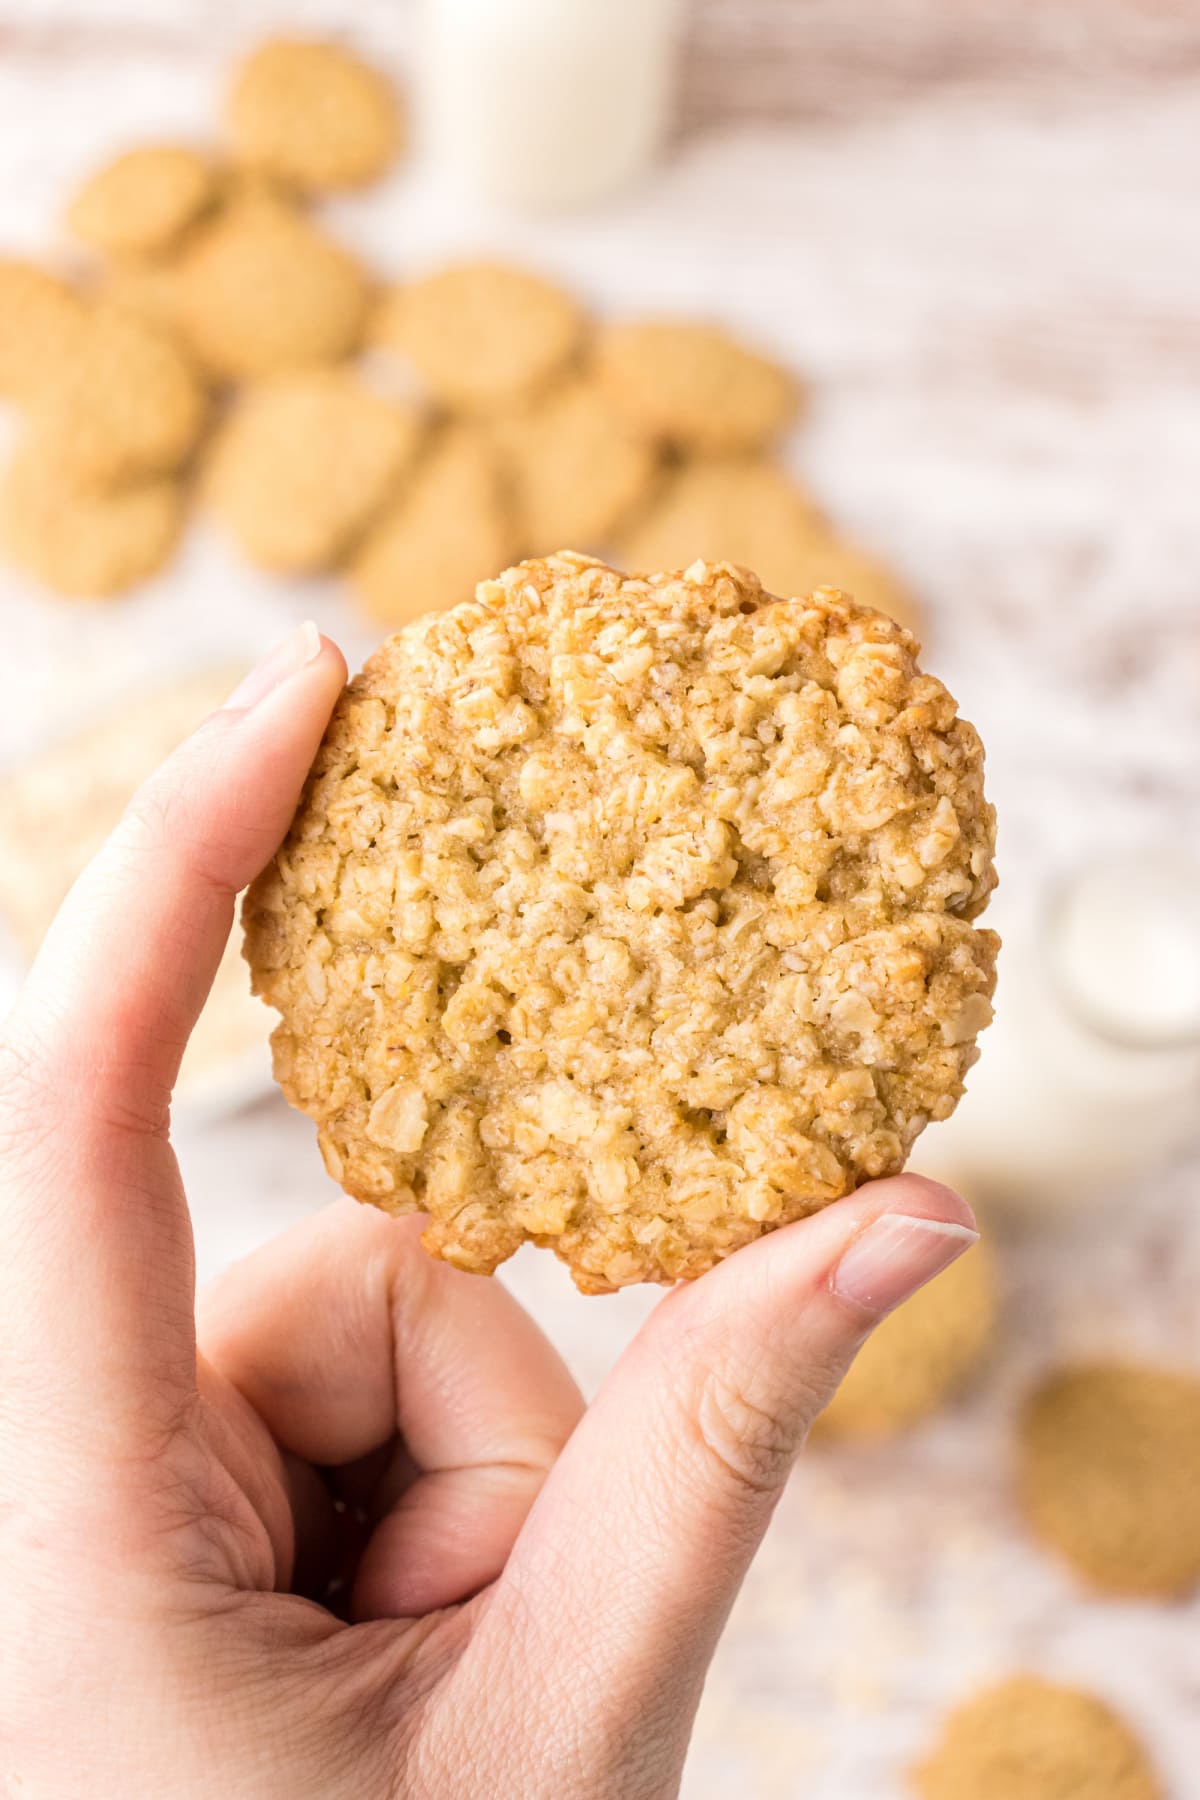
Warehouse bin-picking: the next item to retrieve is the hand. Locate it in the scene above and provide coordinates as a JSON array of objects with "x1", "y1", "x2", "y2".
[{"x1": 0, "y1": 623, "x2": 978, "y2": 1799}]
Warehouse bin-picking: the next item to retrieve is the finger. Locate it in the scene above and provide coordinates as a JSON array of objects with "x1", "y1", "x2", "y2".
[
  {"x1": 196, "y1": 1200, "x2": 585, "y2": 1618},
  {"x1": 453, "y1": 1177, "x2": 977, "y2": 1788},
  {"x1": 0, "y1": 625, "x2": 346, "y2": 1443}
]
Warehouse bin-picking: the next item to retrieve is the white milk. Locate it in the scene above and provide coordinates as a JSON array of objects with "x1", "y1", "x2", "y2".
[
  {"x1": 419, "y1": 0, "x2": 686, "y2": 209},
  {"x1": 920, "y1": 855, "x2": 1200, "y2": 1216}
]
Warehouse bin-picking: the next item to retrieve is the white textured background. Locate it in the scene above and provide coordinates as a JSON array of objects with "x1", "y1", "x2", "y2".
[{"x1": 1, "y1": 2, "x2": 1199, "y2": 1792}]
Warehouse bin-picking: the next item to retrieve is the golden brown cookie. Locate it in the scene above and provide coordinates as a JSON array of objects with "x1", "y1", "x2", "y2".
[
  {"x1": 348, "y1": 426, "x2": 519, "y2": 624},
  {"x1": 67, "y1": 145, "x2": 218, "y2": 258},
  {"x1": 0, "y1": 260, "x2": 87, "y2": 405},
  {"x1": 174, "y1": 194, "x2": 369, "y2": 380},
  {"x1": 226, "y1": 38, "x2": 402, "y2": 192},
  {"x1": 374, "y1": 263, "x2": 583, "y2": 414},
  {"x1": 245, "y1": 555, "x2": 998, "y2": 1293},
  {"x1": 816, "y1": 1222, "x2": 997, "y2": 1439},
  {"x1": 96, "y1": 257, "x2": 184, "y2": 339},
  {"x1": 619, "y1": 459, "x2": 922, "y2": 632},
  {"x1": 1018, "y1": 1361, "x2": 1200, "y2": 1597},
  {"x1": 0, "y1": 439, "x2": 182, "y2": 597},
  {"x1": 26, "y1": 305, "x2": 207, "y2": 487},
  {"x1": 595, "y1": 320, "x2": 797, "y2": 453},
  {"x1": 206, "y1": 368, "x2": 423, "y2": 573},
  {"x1": 492, "y1": 376, "x2": 661, "y2": 553},
  {"x1": 912, "y1": 1675, "x2": 1162, "y2": 1800}
]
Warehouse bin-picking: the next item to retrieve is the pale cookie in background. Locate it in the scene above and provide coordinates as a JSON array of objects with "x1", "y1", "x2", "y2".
[
  {"x1": 226, "y1": 37, "x2": 402, "y2": 192},
  {"x1": 815, "y1": 1217, "x2": 997, "y2": 1438},
  {"x1": 96, "y1": 257, "x2": 185, "y2": 340},
  {"x1": 492, "y1": 376, "x2": 662, "y2": 552},
  {"x1": 26, "y1": 306, "x2": 207, "y2": 487},
  {"x1": 912, "y1": 1675, "x2": 1162, "y2": 1800},
  {"x1": 0, "y1": 260, "x2": 87, "y2": 404},
  {"x1": 206, "y1": 368, "x2": 422, "y2": 573},
  {"x1": 619, "y1": 457, "x2": 922, "y2": 632},
  {"x1": 0, "y1": 440, "x2": 182, "y2": 597},
  {"x1": 246, "y1": 554, "x2": 998, "y2": 1293},
  {"x1": 67, "y1": 145, "x2": 218, "y2": 259},
  {"x1": 595, "y1": 319, "x2": 798, "y2": 453},
  {"x1": 174, "y1": 194, "x2": 369, "y2": 380},
  {"x1": 0, "y1": 667, "x2": 269, "y2": 1095},
  {"x1": 349, "y1": 426, "x2": 518, "y2": 624},
  {"x1": 1017, "y1": 1361, "x2": 1200, "y2": 1597},
  {"x1": 374, "y1": 262, "x2": 583, "y2": 414}
]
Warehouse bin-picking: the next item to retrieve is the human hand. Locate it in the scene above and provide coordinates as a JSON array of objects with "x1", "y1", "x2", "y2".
[{"x1": 0, "y1": 623, "x2": 978, "y2": 1798}]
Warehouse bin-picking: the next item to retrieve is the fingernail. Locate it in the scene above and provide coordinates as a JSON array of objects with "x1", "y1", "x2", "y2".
[
  {"x1": 831, "y1": 1212, "x2": 979, "y2": 1317},
  {"x1": 221, "y1": 621, "x2": 322, "y2": 712}
]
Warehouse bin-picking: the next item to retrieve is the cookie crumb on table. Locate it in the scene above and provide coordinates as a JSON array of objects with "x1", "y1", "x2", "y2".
[
  {"x1": 912, "y1": 1675, "x2": 1162, "y2": 1800},
  {"x1": 245, "y1": 554, "x2": 997, "y2": 1292}
]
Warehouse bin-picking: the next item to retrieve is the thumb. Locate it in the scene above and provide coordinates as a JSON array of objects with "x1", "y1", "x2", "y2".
[{"x1": 453, "y1": 1175, "x2": 976, "y2": 1793}]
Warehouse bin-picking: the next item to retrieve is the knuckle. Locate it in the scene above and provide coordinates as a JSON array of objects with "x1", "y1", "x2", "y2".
[{"x1": 688, "y1": 1366, "x2": 802, "y2": 1499}]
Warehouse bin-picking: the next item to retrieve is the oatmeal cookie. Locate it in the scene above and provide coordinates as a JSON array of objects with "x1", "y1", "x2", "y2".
[
  {"x1": 206, "y1": 368, "x2": 422, "y2": 573},
  {"x1": 1, "y1": 439, "x2": 182, "y2": 597},
  {"x1": 1018, "y1": 1361, "x2": 1200, "y2": 1596},
  {"x1": 816, "y1": 1214, "x2": 996, "y2": 1438},
  {"x1": 374, "y1": 263, "x2": 583, "y2": 414},
  {"x1": 0, "y1": 260, "x2": 87, "y2": 404},
  {"x1": 174, "y1": 194, "x2": 369, "y2": 380},
  {"x1": 67, "y1": 145, "x2": 218, "y2": 259},
  {"x1": 619, "y1": 459, "x2": 921, "y2": 632},
  {"x1": 349, "y1": 426, "x2": 518, "y2": 624},
  {"x1": 595, "y1": 320, "x2": 797, "y2": 452},
  {"x1": 27, "y1": 305, "x2": 207, "y2": 487},
  {"x1": 492, "y1": 376, "x2": 661, "y2": 553},
  {"x1": 913, "y1": 1676, "x2": 1162, "y2": 1800},
  {"x1": 246, "y1": 554, "x2": 997, "y2": 1293},
  {"x1": 226, "y1": 38, "x2": 402, "y2": 192}
]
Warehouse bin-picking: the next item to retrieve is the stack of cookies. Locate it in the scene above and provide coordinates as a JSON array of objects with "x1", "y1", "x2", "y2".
[{"x1": 0, "y1": 34, "x2": 920, "y2": 637}]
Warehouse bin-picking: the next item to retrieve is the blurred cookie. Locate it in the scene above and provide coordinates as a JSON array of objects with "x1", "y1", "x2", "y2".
[
  {"x1": 913, "y1": 1675, "x2": 1161, "y2": 1800},
  {"x1": 174, "y1": 194, "x2": 369, "y2": 380},
  {"x1": 0, "y1": 440, "x2": 182, "y2": 597},
  {"x1": 349, "y1": 425, "x2": 518, "y2": 624},
  {"x1": 27, "y1": 305, "x2": 207, "y2": 487},
  {"x1": 492, "y1": 376, "x2": 660, "y2": 553},
  {"x1": 246, "y1": 555, "x2": 997, "y2": 1293},
  {"x1": 595, "y1": 320, "x2": 797, "y2": 453},
  {"x1": 226, "y1": 38, "x2": 402, "y2": 192},
  {"x1": 0, "y1": 260, "x2": 87, "y2": 404},
  {"x1": 67, "y1": 145, "x2": 218, "y2": 258},
  {"x1": 374, "y1": 262, "x2": 583, "y2": 414},
  {"x1": 97, "y1": 257, "x2": 184, "y2": 339},
  {"x1": 817, "y1": 1223, "x2": 996, "y2": 1439},
  {"x1": 618, "y1": 459, "x2": 921, "y2": 632},
  {"x1": 1018, "y1": 1361, "x2": 1200, "y2": 1597},
  {"x1": 206, "y1": 368, "x2": 423, "y2": 573}
]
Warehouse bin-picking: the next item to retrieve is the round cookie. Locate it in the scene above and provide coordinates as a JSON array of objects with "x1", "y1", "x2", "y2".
[
  {"x1": 619, "y1": 459, "x2": 922, "y2": 633},
  {"x1": 349, "y1": 426, "x2": 519, "y2": 625},
  {"x1": 1, "y1": 440, "x2": 182, "y2": 597},
  {"x1": 67, "y1": 145, "x2": 217, "y2": 258},
  {"x1": 174, "y1": 194, "x2": 369, "y2": 380},
  {"x1": 226, "y1": 38, "x2": 402, "y2": 192},
  {"x1": 0, "y1": 260, "x2": 87, "y2": 405},
  {"x1": 1018, "y1": 1361, "x2": 1200, "y2": 1597},
  {"x1": 816, "y1": 1221, "x2": 997, "y2": 1439},
  {"x1": 913, "y1": 1675, "x2": 1162, "y2": 1800},
  {"x1": 595, "y1": 320, "x2": 797, "y2": 453},
  {"x1": 206, "y1": 368, "x2": 422, "y2": 573},
  {"x1": 373, "y1": 263, "x2": 583, "y2": 414},
  {"x1": 492, "y1": 376, "x2": 661, "y2": 553},
  {"x1": 245, "y1": 554, "x2": 998, "y2": 1293},
  {"x1": 28, "y1": 305, "x2": 207, "y2": 487}
]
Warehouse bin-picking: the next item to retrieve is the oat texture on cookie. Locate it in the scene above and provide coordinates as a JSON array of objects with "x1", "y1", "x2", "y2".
[{"x1": 245, "y1": 555, "x2": 997, "y2": 1293}]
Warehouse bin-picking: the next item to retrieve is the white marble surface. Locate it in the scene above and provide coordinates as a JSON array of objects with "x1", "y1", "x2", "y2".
[{"x1": 1, "y1": 5, "x2": 1199, "y2": 1793}]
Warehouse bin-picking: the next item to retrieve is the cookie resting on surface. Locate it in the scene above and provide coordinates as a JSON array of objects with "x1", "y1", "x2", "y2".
[{"x1": 244, "y1": 555, "x2": 998, "y2": 1292}]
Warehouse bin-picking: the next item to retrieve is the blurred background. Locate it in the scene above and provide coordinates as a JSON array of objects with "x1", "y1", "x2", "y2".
[{"x1": 1, "y1": 1, "x2": 1199, "y2": 1792}]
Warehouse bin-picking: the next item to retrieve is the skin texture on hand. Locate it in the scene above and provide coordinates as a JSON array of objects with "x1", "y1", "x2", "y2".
[{"x1": 0, "y1": 622, "x2": 978, "y2": 1798}]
